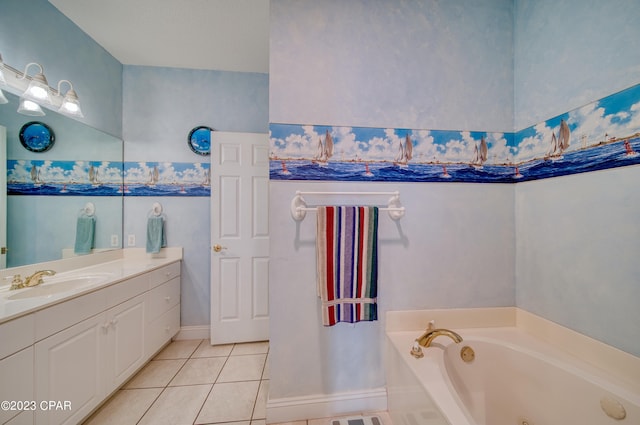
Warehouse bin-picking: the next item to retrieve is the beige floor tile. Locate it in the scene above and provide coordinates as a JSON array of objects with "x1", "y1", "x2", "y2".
[
  {"x1": 195, "y1": 381, "x2": 260, "y2": 424},
  {"x1": 169, "y1": 357, "x2": 226, "y2": 386},
  {"x1": 154, "y1": 339, "x2": 202, "y2": 359},
  {"x1": 217, "y1": 354, "x2": 266, "y2": 382},
  {"x1": 251, "y1": 420, "x2": 267, "y2": 425},
  {"x1": 252, "y1": 380, "x2": 269, "y2": 419},
  {"x1": 192, "y1": 341, "x2": 235, "y2": 358},
  {"x1": 82, "y1": 388, "x2": 161, "y2": 425},
  {"x1": 138, "y1": 384, "x2": 211, "y2": 425},
  {"x1": 231, "y1": 341, "x2": 270, "y2": 355},
  {"x1": 124, "y1": 359, "x2": 186, "y2": 389}
]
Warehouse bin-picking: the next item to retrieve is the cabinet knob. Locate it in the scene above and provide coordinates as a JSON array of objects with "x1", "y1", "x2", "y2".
[
  {"x1": 110, "y1": 319, "x2": 118, "y2": 327},
  {"x1": 164, "y1": 326, "x2": 171, "y2": 332},
  {"x1": 164, "y1": 296, "x2": 171, "y2": 302}
]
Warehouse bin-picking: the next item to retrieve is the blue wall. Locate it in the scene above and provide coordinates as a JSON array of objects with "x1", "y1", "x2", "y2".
[
  {"x1": 271, "y1": 0, "x2": 514, "y2": 132},
  {"x1": 268, "y1": 0, "x2": 640, "y2": 409},
  {"x1": 122, "y1": 65, "x2": 268, "y2": 326},
  {"x1": 514, "y1": 0, "x2": 640, "y2": 129},
  {"x1": 269, "y1": 0, "x2": 516, "y2": 404},
  {"x1": 514, "y1": 0, "x2": 640, "y2": 357}
]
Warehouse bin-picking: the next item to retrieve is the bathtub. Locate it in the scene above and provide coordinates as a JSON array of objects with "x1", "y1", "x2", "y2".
[{"x1": 386, "y1": 327, "x2": 640, "y2": 425}]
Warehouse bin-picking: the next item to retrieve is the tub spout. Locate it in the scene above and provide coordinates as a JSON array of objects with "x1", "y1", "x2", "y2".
[{"x1": 416, "y1": 328, "x2": 463, "y2": 347}]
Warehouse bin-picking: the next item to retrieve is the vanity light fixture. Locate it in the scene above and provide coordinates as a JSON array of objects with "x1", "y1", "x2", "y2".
[
  {"x1": 0, "y1": 54, "x2": 8, "y2": 104},
  {"x1": 19, "y1": 62, "x2": 52, "y2": 104},
  {"x1": 0, "y1": 53, "x2": 85, "y2": 117},
  {"x1": 17, "y1": 98, "x2": 45, "y2": 116},
  {"x1": 57, "y1": 79, "x2": 84, "y2": 118}
]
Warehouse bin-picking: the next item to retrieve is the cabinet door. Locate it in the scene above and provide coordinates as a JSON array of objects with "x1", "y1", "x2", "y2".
[
  {"x1": 0, "y1": 347, "x2": 34, "y2": 424},
  {"x1": 104, "y1": 294, "x2": 146, "y2": 392},
  {"x1": 35, "y1": 313, "x2": 106, "y2": 425}
]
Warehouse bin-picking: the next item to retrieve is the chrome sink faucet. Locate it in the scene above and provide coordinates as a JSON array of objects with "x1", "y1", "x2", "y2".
[{"x1": 9, "y1": 270, "x2": 56, "y2": 290}]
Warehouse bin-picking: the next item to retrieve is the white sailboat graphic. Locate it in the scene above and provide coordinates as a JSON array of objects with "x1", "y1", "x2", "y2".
[
  {"x1": 89, "y1": 165, "x2": 100, "y2": 186},
  {"x1": 394, "y1": 135, "x2": 413, "y2": 167},
  {"x1": 312, "y1": 130, "x2": 333, "y2": 166},
  {"x1": 202, "y1": 168, "x2": 211, "y2": 186},
  {"x1": 147, "y1": 166, "x2": 159, "y2": 187},
  {"x1": 30, "y1": 165, "x2": 42, "y2": 187},
  {"x1": 471, "y1": 136, "x2": 488, "y2": 168},
  {"x1": 547, "y1": 119, "x2": 570, "y2": 160}
]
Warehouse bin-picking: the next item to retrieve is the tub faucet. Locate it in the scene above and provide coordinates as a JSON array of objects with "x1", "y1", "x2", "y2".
[
  {"x1": 416, "y1": 328, "x2": 463, "y2": 347},
  {"x1": 9, "y1": 270, "x2": 56, "y2": 290}
]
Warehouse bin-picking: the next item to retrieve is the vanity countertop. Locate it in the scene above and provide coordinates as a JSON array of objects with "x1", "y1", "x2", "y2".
[{"x1": 0, "y1": 248, "x2": 182, "y2": 324}]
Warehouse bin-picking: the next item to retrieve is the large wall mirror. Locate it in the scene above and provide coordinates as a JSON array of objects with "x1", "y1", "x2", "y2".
[{"x1": 1, "y1": 91, "x2": 123, "y2": 269}]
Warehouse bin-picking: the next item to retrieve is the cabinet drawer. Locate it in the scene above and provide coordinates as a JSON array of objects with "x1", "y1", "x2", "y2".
[
  {"x1": 104, "y1": 274, "x2": 148, "y2": 307},
  {"x1": 148, "y1": 262, "x2": 180, "y2": 290},
  {"x1": 146, "y1": 277, "x2": 180, "y2": 323},
  {"x1": 0, "y1": 347, "x2": 34, "y2": 424},
  {"x1": 145, "y1": 304, "x2": 180, "y2": 357},
  {"x1": 0, "y1": 314, "x2": 34, "y2": 359},
  {"x1": 34, "y1": 289, "x2": 107, "y2": 341}
]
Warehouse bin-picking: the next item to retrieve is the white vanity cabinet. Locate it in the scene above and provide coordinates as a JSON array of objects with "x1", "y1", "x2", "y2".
[
  {"x1": 0, "y1": 259, "x2": 182, "y2": 425},
  {"x1": 145, "y1": 263, "x2": 181, "y2": 357},
  {"x1": 34, "y1": 313, "x2": 105, "y2": 425},
  {"x1": 0, "y1": 314, "x2": 35, "y2": 424}
]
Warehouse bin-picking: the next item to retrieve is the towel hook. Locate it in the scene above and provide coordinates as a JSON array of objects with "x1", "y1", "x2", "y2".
[
  {"x1": 81, "y1": 202, "x2": 95, "y2": 217},
  {"x1": 151, "y1": 202, "x2": 163, "y2": 217}
]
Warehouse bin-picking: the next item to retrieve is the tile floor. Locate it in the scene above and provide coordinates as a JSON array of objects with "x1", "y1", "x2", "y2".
[
  {"x1": 83, "y1": 339, "x2": 392, "y2": 425},
  {"x1": 83, "y1": 339, "x2": 270, "y2": 425}
]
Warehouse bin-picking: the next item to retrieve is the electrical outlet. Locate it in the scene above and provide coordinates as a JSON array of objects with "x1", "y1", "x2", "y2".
[
  {"x1": 110, "y1": 234, "x2": 119, "y2": 247},
  {"x1": 127, "y1": 234, "x2": 136, "y2": 246}
]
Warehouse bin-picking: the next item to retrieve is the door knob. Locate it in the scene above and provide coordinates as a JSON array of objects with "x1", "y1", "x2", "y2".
[{"x1": 213, "y1": 244, "x2": 227, "y2": 252}]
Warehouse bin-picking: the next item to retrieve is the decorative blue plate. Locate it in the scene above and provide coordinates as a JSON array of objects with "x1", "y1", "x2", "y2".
[
  {"x1": 19, "y1": 121, "x2": 55, "y2": 153},
  {"x1": 188, "y1": 126, "x2": 213, "y2": 156}
]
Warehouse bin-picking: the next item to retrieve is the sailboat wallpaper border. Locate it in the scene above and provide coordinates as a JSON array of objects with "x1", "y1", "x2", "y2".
[
  {"x1": 269, "y1": 83, "x2": 640, "y2": 183},
  {"x1": 6, "y1": 161, "x2": 211, "y2": 196}
]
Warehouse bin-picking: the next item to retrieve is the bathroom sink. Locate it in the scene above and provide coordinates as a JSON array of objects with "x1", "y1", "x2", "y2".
[{"x1": 5, "y1": 274, "x2": 112, "y2": 300}]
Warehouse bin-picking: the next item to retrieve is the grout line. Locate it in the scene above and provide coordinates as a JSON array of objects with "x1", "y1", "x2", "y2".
[{"x1": 191, "y1": 341, "x2": 236, "y2": 425}]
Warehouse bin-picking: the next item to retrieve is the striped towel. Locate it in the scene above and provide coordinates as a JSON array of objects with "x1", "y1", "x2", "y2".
[{"x1": 316, "y1": 206, "x2": 379, "y2": 326}]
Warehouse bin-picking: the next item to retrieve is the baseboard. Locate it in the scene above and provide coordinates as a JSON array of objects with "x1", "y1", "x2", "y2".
[
  {"x1": 174, "y1": 325, "x2": 210, "y2": 340},
  {"x1": 266, "y1": 388, "x2": 387, "y2": 424}
]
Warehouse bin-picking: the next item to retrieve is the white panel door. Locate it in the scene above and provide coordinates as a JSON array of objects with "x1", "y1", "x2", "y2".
[
  {"x1": 1, "y1": 126, "x2": 6, "y2": 268},
  {"x1": 211, "y1": 132, "x2": 269, "y2": 344}
]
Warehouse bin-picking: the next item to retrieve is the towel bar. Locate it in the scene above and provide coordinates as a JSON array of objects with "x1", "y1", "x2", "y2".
[{"x1": 290, "y1": 191, "x2": 405, "y2": 221}]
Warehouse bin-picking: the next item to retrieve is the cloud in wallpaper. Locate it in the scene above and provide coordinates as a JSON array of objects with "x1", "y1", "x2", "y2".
[{"x1": 270, "y1": 84, "x2": 640, "y2": 183}]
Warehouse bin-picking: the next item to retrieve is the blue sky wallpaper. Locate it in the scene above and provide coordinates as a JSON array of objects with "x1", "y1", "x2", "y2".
[{"x1": 270, "y1": 84, "x2": 640, "y2": 183}]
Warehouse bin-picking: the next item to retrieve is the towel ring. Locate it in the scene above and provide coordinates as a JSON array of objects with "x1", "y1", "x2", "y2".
[
  {"x1": 150, "y1": 202, "x2": 163, "y2": 217},
  {"x1": 81, "y1": 202, "x2": 95, "y2": 217}
]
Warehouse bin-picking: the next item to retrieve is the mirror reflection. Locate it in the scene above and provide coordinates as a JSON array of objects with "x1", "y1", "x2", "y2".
[{"x1": 1, "y1": 91, "x2": 123, "y2": 269}]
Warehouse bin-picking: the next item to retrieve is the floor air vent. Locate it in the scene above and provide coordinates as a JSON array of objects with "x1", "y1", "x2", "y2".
[{"x1": 332, "y1": 416, "x2": 382, "y2": 425}]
